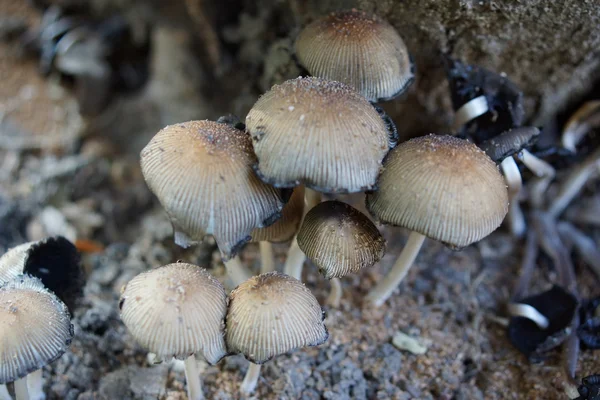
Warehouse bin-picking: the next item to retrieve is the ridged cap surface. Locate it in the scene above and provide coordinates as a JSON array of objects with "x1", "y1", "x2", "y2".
[
  {"x1": 295, "y1": 9, "x2": 414, "y2": 102},
  {"x1": 480, "y1": 127, "x2": 540, "y2": 162},
  {"x1": 246, "y1": 77, "x2": 390, "y2": 193},
  {"x1": 366, "y1": 134, "x2": 508, "y2": 248},
  {"x1": 0, "y1": 275, "x2": 73, "y2": 384},
  {"x1": 140, "y1": 120, "x2": 285, "y2": 259},
  {"x1": 251, "y1": 186, "x2": 305, "y2": 243},
  {"x1": 297, "y1": 201, "x2": 385, "y2": 279},
  {"x1": 119, "y1": 263, "x2": 227, "y2": 364},
  {"x1": 226, "y1": 272, "x2": 328, "y2": 364},
  {"x1": 0, "y1": 242, "x2": 35, "y2": 284}
]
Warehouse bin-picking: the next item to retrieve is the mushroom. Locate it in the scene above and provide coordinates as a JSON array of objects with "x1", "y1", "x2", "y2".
[
  {"x1": 246, "y1": 76, "x2": 394, "y2": 279},
  {"x1": 295, "y1": 9, "x2": 414, "y2": 102},
  {"x1": 0, "y1": 237, "x2": 84, "y2": 314},
  {"x1": 119, "y1": 263, "x2": 227, "y2": 400},
  {"x1": 0, "y1": 275, "x2": 73, "y2": 400},
  {"x1": 140, "y1": 120, "x2": 287, "y2": 285},
  {"x1": 297, "y1": 200, "x2": 385, "y2": 307},
  {"x1": 250, "y1": 186, "x2": 305, "y2": 273},
  {"x1": 226, "y1": 272, "x2": 328, "y2": 394},
  {"x1": 365, "y1": 134, "x2": 508, "y2": 306}
]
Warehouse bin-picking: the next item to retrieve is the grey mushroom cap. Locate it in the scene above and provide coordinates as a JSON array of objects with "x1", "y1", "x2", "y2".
[
  {"x1": 0, "y1": 275, "x2": 73, "y2": 384},
  {"x1": 480, "y1": 127, "x2": 540, "y2": 162}
]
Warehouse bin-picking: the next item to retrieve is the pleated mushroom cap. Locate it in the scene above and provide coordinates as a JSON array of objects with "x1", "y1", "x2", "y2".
[
  {"x1": 480, "y1": 127, "x2": 540, "y2": 162},
  {"x1": 366, "y1": 134, "x2": 508, "y2": 248},
  {"x1": 0, "y1": 242, "x2": 35, "y2": 284},
  {"x1": 119, "y1": 263, "x2": 227, "y2": 364},
  {"x1": 0, "y1": 275, "x2": 73, "y2": 384},
  {"x1": 140, "y1": 120, "x2": 285, "y2": 259},
  {"x1": 226, "y1": 272, "x2": 328, "y2": 364},
  {"x1": 295, "y1": 9, "x2": 414, "y2": 102},
  {"x1": 251, "y1": 186, "x2": 305, "y2": 243},
  {"x1": 297, "y1": 201, "x2": 385, "y2": 279},
  {"x1": 246, "y1": 77, "x2": 390, "y2": 193}
]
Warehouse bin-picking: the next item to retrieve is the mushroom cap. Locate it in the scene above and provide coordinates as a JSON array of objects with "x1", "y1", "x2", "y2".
[
  {"x1": 119, "y1": 263, "x2": 228, "y2": 364},
  {"x1": 0, "y1": 237, "x2": 84, "y2": 314},
  {"x1": 297, "y1": 201, "x2": 385, "y2": 279},
  {"x1": 480, "y1": 127, "x2": 540, "y2": 162},
  {"x1": 295, "y1": 9, "x2": 414, "y2": 102},
  {"x1": 251, "y1": 186, "x2": 305, "y2": 243},
  {"x1": 246, "y1": 77, "x2": 391, "y2": 193},
  {"x1": 366, "y1": 134, "x2": 508, "y2": 248},
  {"x1": 140, "y1": 120, "x2": 285, "y2": 259},
  {"x1": 0, "y1": 275, "x2": 73, "y2": 384},
  {"x1": 226, "y1": 272, "x2": 328, "y2": 364}
]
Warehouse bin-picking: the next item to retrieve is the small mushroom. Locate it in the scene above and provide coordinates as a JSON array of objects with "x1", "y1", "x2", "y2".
[
  {"x1": 119, "y1": 263, "x2": 227, "y2": 400},
  {"x1": 0, "y1": 275, "x2": 73, "y2": 400},
  {"x1": 140, "y1": 120, "x2": 286, "y2": 284},
  {"x1": 251, "y1": 186, "x2": 305, "y2": 273},
  {"x1": 226, "y1": 272, "x2": 328, "y2": 394},
  {"x1": 297, "y1": 201, "x2": 385, "y2": 306},
  {"x1": 295, "y1": 9, "x2": 414, "y2": 102},
  {"x1": 0, "y1": 236, "x2": 84, "y2": 314},
  {"x1": 365, "y1": 135, "x2": 508, "y2": 306}
]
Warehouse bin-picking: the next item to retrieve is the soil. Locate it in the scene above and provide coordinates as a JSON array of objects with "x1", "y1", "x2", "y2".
[{"x1": 0, "y1": 1, "x2": 599, "y2": 399}]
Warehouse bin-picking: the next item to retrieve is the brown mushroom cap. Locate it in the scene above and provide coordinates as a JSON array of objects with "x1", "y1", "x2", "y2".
[
  {"x1": 295, "y1": 9, "x2": 414, "y2": 102},
  {"x1": 119, "y1": 263, "x2": 228, "y2": 364},
  {"x1": 226, "y1": 272, "x2": 328, "y2": 364},
  {"x1": 140, "y1": 120, "x2": 285, "y2": 258},
  {"x1": 0, "y1": 275, "x2": 73, "y2": 384},
  {"x1": 297, "y1": 200, "x2": 385, "y2": 279},
  {"x1": 366, "y1": 134, "x2": 508, "y2": 248},
  {"x1": 246, "y1": 77, "x2": 391, "y2": 193},
  {"x1": 251, "y1": 186, "x2": 305, "y2": 243}
]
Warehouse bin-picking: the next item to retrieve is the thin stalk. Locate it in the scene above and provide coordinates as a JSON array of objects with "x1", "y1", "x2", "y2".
[
  {"x1": 520, "y1": 149, "x2": 555, "y2": 208},
  {"x1": 0, "y1": 385, "x2": 11, "y2": 400},
  {"x1": 224, "y1": 256, "x2": 252, "y2": 287},
  {"x1": 326, "y1": 278, "x2": 342, "y2": 308},
  {"x1": 501, "y1": 156, "x2": 525, "y2": 237},
  {"x1": 15, "y1": 377, "x2": 29, "y2": 400},
  {"x1": 366, "y1": 231, "x2": 425, "y2": 307},
  {"x1": 452, "y1": 95, "x2": 488, "y2": 132},
  {"x1": 27, "y1": 369, "x2": 44, "y2": 400},
  {"x1": 240, "y1": 362, "x2": 262, "y2": 395},
  {"x1": 259, "y1": 241, "x2": 275, "y2": 274},
  {"x1": 184, "y1": 355, "x2": 204, "y2": 400}
]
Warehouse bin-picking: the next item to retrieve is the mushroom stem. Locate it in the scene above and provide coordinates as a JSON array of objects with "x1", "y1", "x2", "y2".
[
  {"x1": 557, "y1": 221, "x2": 600, "y2": 280},
  {"x1": 259, "y1": 242, "x2": 276, "y2": 274},
  {"x1": 452, "y1": 95, "x2": 488, "y2": 132},
  {"x1": 548, "y1": 147, "x2": 600, "y2": 218},
  {"x1": 507, "y1": 303, "x2": 549, "y2": 329},
  {"x1": 283, "y1": 188, "x2": 321, "y2": 279},
  {"x1": 366, "y1": 231, "x2": 425, "y2": 307},
  {"x1": 0, "y1": 385, "x2": 11, "y2": 400},
  {"x1": 240, "y1": 362, "x2": 261, "y2": 395},
  {"x1": 27, "y1": 369, "x2": 44, "y2": 400},
  {"x1": 512, "y1": 229, "x2": 538, "y2": 300},
  {"x1": 520, "y1": 149, "x2": 555, "y2": 208},
  {"x1": 224, "y1": 256, "x2": 252, "y2": 287},
  {"x1": 14, "y1": 377, "x2": 29, "y2": 400},
  {"x1": 500, "y1": 156, "x2": 526, "y2": 237},
  {"x1": 184, "y1": 355, "x2": 204, "y2": 400},
  {"x1": 326, "y1": 278, "x2": 342, "y2": 308}
]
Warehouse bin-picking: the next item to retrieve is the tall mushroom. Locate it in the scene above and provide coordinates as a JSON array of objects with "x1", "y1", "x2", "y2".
[
  {"x1": 119, "y1": 263, "x2": 227, "y2": 400},
  {"x1": 140, "y1": 120, "x2": 286, "y2": 285},
  {"x1": 0, "y1": 275, "x2": 73, "y2": 400},
  {"x1": 297, "y1": 200, "x2": 385, "y2": 306},
  {"x1": 366, "y1": 135, "x2": 508, "y2": 306},
  {"x1": 295, "y1": 9, "x2": 414, "y2": 103},
  {"x1": 246, "y1": 76, "x2": 394, "y2": 280},
  {"x1": 226, "y1": 272, "x2": 328, "y2": 394}
]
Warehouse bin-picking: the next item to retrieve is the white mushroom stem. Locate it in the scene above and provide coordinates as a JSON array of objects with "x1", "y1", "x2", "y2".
[
  {"x1": 561, "y1": 100, "x2": 600, "y2": 152},
  {"x1": 26, "y1": 370, "x2": 44, "y2": 400},
  {"x1": 500, "y1": 156, "x2": 526, "y2": 237},
  {"x1": 0, "y1": 385, "x2": 11, "y2": 400},
  {"x1": 224, "y1": 256, "x2": 252, "y2": 287},
  {"x1": 283, "y1": 188, "x2": 321, "y2": 279},
  {"x1": 548, "y1": 147, "x2": 600, "y2": 218},
  {"x1": 326, "y1": 278, "x2": 342, "y2": 308},
  {"x1": 557, "y1": 221, "x2": 600, "y2": 280},
  {"x1": 259, "y1": 242, "x2": 275, "y2": 274},
  {"x1": 520, "y1": 149, "x2": 556, "y2": 208},
  {"x1": 14, "y1": 377, "x2": 29, "y2": 400},
  {"x1": 507, "y1": 303, "x2": 549, "y2": 329},
  {"x1": 184, "y1": 355, "x2": 204, "y2": 400},
  {"x1": 452, "y1": 95, "x2": 488, "y2": 132},
  {"x1": 366, "y1": 231, "x2": 426, "y2": 307},
  {"x1": 240, "y1": 362, "x2": 261, "y2": 395}
]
